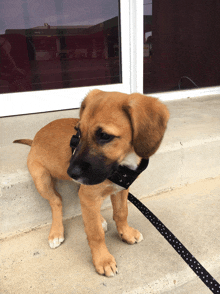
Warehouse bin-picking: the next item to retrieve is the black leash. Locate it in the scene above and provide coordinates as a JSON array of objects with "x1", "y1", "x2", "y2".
[
  {"x1": 70, "y1": 132, "x2": 220, "y2": 293},
  {"x1": 127, "y1": 192, "x2": 220, "y2": 293},
  {"x1": 108, "y1": 159, "x2": 220, "y2": 293}
]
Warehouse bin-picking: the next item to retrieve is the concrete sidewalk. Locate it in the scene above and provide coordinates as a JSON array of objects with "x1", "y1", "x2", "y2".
[{"x1": 1, "y1": 176, "x2": 220, "y2": 294}]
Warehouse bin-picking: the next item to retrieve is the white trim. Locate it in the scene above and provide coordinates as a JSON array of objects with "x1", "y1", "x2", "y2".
[
  {"x1": 149, "y1": 86, "x2": 220, "y2": 101},
  {"x1": 2, "y1": 85, "x2": 219, "y2": 118},
  {"x1": 0, "y1": 83, "x2": 130, "y2": 117},
  {"x1": 120, "y1": 0, "x2": 131, "y2": 90},
  {"x1": 129, "y1": 0, "x2": 143, "y2": 93},
  {"x1": 0, "y1": 0, "x2": 131, "y2": 117}
]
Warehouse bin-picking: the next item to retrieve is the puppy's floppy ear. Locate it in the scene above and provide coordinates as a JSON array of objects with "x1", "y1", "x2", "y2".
[{"x1": 123, "y1": 93, "x2": 169, "y2": 159}]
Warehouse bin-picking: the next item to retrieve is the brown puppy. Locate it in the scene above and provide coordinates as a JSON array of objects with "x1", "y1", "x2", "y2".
[{"x1": 14, "y1": 90, "x2": 169, "y2": 277}]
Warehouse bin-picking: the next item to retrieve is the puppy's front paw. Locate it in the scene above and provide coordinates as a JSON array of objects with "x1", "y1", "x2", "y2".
[
  {"x1": 48, "y1": 228, "x2": 64, "y2": 248},
  {"x1": 119, "y1": 226, "x2": 143, "y2": 245},
  {"x1": 49, "y1": 236, "x2": 64, "y2": 248},
  {"x1": 93, "y1": 252, "x2": 118, "y2": 277}
]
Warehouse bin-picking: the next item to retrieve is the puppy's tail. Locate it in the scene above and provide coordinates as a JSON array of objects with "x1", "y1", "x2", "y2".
[{"x1": 13, "y1": 139, "x2": 33, "y2": 146}]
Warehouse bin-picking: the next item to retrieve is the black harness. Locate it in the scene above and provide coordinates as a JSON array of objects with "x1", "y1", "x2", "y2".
[
  {"x1": 70, "y1": 132, "x2": 220, "y2": 293},
  {"x1": 70, "y1": 130, "x2": 81, "y2": 153}
]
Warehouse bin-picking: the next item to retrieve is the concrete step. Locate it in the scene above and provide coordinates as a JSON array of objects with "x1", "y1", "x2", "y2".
[
  {"x1": 1, "y1": 95, "x2": 220, "y2": 238},
  {"x1": 1, "y1": 176, "x2": 220, "y2": 294}
]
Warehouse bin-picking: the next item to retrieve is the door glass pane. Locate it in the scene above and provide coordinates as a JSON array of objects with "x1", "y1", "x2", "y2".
[
  {"x1": 0, "y1": 0, "x2": 121, "y2": 94},
  {"x1": 144, "y1": 0, "x2": 220, "y2": 94},
  {"x1": 143, "y1": 0, "x2": 153, "y2": 93}
]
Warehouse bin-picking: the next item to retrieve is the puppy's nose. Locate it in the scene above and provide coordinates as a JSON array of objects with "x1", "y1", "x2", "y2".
[{"x1": 67, "y1": 165, "x2": 83, "y2": 179}]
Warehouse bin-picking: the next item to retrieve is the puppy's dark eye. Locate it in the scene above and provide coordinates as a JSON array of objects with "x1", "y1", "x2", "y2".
[
  {"x1": 96, "y1": 128, "x2": 115, "y2": 144},
  {"x1": 100, "y1": 132, "x2": 112, "y2": 140}
]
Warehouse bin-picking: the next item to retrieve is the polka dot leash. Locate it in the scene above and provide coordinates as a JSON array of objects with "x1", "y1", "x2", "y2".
[
  {"x1": 107, "y1": 157, "x2": 219, "y2": 292},
  {"x1": 128, "y1": 193, "x2": 220, "y2": 293}
]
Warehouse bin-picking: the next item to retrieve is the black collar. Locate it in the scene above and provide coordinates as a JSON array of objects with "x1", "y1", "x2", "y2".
[
  {"x1": 70, "y1": 132, "x2": 149, "y2": 189},
  {"x1": 70, "y1": 130, "x2": 81, "y2": 152},
  {"x1": 108, "y1": 158, "x2": 149, "y2": 189}
]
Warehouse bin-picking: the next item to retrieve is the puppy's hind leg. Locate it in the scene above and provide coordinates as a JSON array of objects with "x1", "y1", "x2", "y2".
[{"x1": 28, "y1": 160, "x2": 64, "y2": 249}]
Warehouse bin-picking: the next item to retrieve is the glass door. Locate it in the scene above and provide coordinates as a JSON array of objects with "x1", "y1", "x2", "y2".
[
  {"x1": 143, "y1": 0, "x2": 220, "y2": 96},
  {"x1": 1, "y1": 0, "x2": 131, "y2": 116}
]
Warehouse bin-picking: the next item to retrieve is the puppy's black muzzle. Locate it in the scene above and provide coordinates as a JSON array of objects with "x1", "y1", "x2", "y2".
[{"x1": 67, "y1": 131, "x2": 118, "y2": 185}]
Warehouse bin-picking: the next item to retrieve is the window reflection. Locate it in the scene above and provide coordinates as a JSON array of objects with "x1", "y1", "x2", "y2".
[
  {"x1": 144, "y1": 0, "x2": 220, "y2": 93},
  {"x1": 143, "y1": 0, "x2": 153, "y2": 94},
  {"x1": 0, "y1": 0, "x2": 121, "y2": 94}
]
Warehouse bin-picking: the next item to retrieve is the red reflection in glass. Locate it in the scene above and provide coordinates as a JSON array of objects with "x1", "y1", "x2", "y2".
[{"x1": 0, "y1": 1, "x2": 121, "y2": 94}]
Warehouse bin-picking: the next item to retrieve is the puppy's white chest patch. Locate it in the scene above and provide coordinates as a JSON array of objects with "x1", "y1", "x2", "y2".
[{"x1": 120, "y1": 152, "x2": 140, "y2": 171}]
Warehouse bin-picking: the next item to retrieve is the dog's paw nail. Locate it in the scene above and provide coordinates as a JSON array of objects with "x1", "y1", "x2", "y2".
[
  {"x1": 136, "y1": 233, "x2": 144, "y2": 243},
  {"x1": 106, "y1": 268, "x2": 118, "y2": 277},
  {"x1": 49, "y1": 237, "x2": 64, "y2": 249}
]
